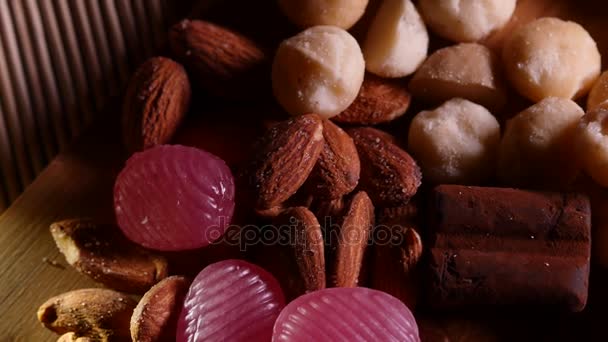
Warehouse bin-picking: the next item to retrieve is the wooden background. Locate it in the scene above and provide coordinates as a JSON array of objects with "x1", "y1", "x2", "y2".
[{"x1": 2, "y1": 0, "x2": 608, "y2": 340}]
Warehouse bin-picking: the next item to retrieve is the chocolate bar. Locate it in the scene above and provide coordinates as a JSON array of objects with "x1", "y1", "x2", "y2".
[{"x1": 426, "y1": 185, "x2": 591, "y2": 312}]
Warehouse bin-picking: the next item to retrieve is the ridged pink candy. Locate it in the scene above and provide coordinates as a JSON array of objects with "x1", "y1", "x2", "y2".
[
  {"x1": 114, "y1": 145, "x2": 235, "y2": 251},
  {"x1": 273, "y1": 287, "x2": 420, "y2": 342},
  {"x1": 177, "y1": 259, "x2": 286, "y2": 342}
]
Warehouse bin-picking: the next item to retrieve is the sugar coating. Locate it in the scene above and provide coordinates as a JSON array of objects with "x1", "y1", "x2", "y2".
[
  {"x1": 577, "y1": 108, "x2": 608, "y2": 187},
  {"x1": 498, "y1": 97, "x2": 584, "y2": 188},
  {"x1": 277, "y1": 0, "x2": 369, "y2": 29},
  {"x1": 409, "y1": 43, "x2": 506, "y2": 110},
  {"x1": 587, "y1": 71, "x2": 608, "y2": 111},
  {"x1": 503, "y1": 17, "x2": 601, "y2": 102},
  {"x1": 419, "y1": 0, "x2": 516, "y2": 42},
  {"x1": 363, "y1": 0, "x2": 428, "y2": 78},
  {"x1": 272, "y1": 26, "x2": 365, "y2": 119},
  {"x1": 408, "y1": 98, "x2": 500, "y2": 184}
]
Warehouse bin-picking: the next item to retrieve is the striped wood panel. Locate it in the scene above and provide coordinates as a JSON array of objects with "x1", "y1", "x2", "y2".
[{"x1": 0, "y1": 0, "x2": 192, "y2": 210}]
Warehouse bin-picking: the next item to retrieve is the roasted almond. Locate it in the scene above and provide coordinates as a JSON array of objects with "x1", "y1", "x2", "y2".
[
  {"x1": 123, "y1": 57, "x2": 190, "y2": 153},
  {"x1": 276, "y1": 207, "x2": 326, "y2": 292},
  {"x1": 332, "y1": 191, "x2": 375, "y2": 287},
  {"x1": 347, "y1": 127, "x2": 422, "y2": 207},
  {"x1": 37, "y1": 288, "x2": 137, "y2": 341},
  {"x1": 169, "y1": 19, "x2": 267, "y2": 99},
  {"x1": 50, "y1": 219, "x2": 168, "y2": 294},
  {"x1": 305, "y1": 120, "x2": 360, "y2": 199},
  {"x1": 333, "y1": 73, "x2": 411, "y2": 125},
  {"x1": 245, "y1": 114, "x2": 324, "y2": 210},
  {"x1": 130, "y1": 276, "x2": 190, "y2": 342}
]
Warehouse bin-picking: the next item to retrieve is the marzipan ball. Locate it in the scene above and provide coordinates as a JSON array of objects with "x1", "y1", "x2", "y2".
[
  {"x1": 577, "y1": 108, "x2": 608, "y2": 187},
  {"x1": 498, "y1": 97, "x2": 584, "y2": 188},
  {"x1": 587, "y1": 71, "x2": 608, "y2": 111},
  {"x1": 363, "y1": 0, "x2": 428, "y2": 78},
  {"x1": 408, "y1": 98, "x2": 500, "y2": 184},
  {"x1": 277, "y1": 0, "x2": 369, "y2": 30},
  {"x1": 272, "y1": 26, "x2": 365, "y2": 119},
  {"x1": 503, "y1": 17, "x2": 601, "y2": 102},
  {"x1": 419, "y1": 0, "x2": 516, "y2": 42},
  {"x1": 409, "y1": 43, "x2": 506, "y2": 110}
]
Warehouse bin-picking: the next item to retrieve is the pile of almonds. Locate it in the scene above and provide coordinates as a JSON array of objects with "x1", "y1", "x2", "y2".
[{"x1": 35, "y1": 0, "x2": 608, "y2": 341}]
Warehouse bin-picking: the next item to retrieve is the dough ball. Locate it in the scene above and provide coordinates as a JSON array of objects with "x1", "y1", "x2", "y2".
[
  {"x1": 587, "y1": 71, "x2": 608, "y2": 111},
  {"x1": 576, "y1": 108, "x2": 608, "y2": 187},
  {"x1": 498, "y1": 97, "x2": 584, "y2": 188},
  {"x1": 419, "y1": 0, "x2": 516, "y2": 42},
  {"x1": 408, "y1": 98, "x2": 500, "y2": 184},
  {"x1": 272, "y1": 26, "x2": 365, "y2": 119},
  {"x1": 503, "y1": 17, "x2": 601, "y2": 102},
  {"x1": 409, "y1": 43, "x2": 506, "y2": 110},
  {"x1": 363, "y1": 0, "x2": 428, "y2": 78},
  {"x1": 277, "y1": 0, "x2": 369, "y2": 29}
]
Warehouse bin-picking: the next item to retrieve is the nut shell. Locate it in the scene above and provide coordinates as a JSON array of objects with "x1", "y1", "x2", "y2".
[{"x1": 50, "y1": 219, "x2": 168, "y2": 294}]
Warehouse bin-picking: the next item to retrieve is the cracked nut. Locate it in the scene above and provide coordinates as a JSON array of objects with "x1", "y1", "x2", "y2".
[
  {"x1": 37, "y1": 288, "x2": 137, "y2": 341},
  {"x1": 50, "y1": 218, "x2": 168, "y2": 294}
]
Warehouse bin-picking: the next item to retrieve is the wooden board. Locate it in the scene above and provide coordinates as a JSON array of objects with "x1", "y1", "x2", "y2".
[{"x1": 2, "y1": 1, "x2": 608, "y2": 340}]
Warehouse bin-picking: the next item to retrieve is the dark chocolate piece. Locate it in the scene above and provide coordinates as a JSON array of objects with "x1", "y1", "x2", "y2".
[{"x1": 427, "y1": 185, "x2": 591, "y2": 312}]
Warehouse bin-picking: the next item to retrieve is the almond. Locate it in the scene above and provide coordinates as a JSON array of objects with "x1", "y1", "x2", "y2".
[
  {"x1": 331, "y1": 191, "x2": 375, "y2": 287},
  {"x1": 333, "y1": 73, "x2": 411, "y2": 125},
  {"x1": 347, "y1": 127, "x2": 422, "y2": 207},
  {"x1": 304, "y1": 120, "x2": 360, "y2": 199},
  {"x1": 169, "y1": 19, "x2": 267, "y2": 99},
  {"x1": 50, "y1": 219, "x2": 168, "y2": 294},
  {"x1": 123, "y1": 57, "x2": 190, "y2": 153},
  {"x1": 245, "y1": 114, "x2": 324, "y2": 210},
  {"x1": 130, "y1": 276, "x2": 190, "y2": 342},
  {"x1": 37, "y1": 288, "x2": 137, "y2": 340},
  {"x1": 276, "y1": 207, "x2": 326, "y2": 292}
]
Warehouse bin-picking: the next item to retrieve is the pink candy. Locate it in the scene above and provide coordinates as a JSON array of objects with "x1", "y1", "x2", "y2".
[
  {"x1": 114, "y1": 145, "x2": 235, "y2": 251},
  {"x1": 177, "y1": 259, "x2": 286, "y2": 342},
  {"x1": 272, "y1": 287, "x2": 420, "y2": 342}
]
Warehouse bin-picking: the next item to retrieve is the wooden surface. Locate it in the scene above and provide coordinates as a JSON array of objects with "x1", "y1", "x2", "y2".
[{"x1": 2, "y1": 0, "x2": 608, "y2": 341}]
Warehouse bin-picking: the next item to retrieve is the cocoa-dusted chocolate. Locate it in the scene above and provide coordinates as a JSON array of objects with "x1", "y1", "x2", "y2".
[{"x1": 427, "y1": 185, "x2": 591, "y2": 312}]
